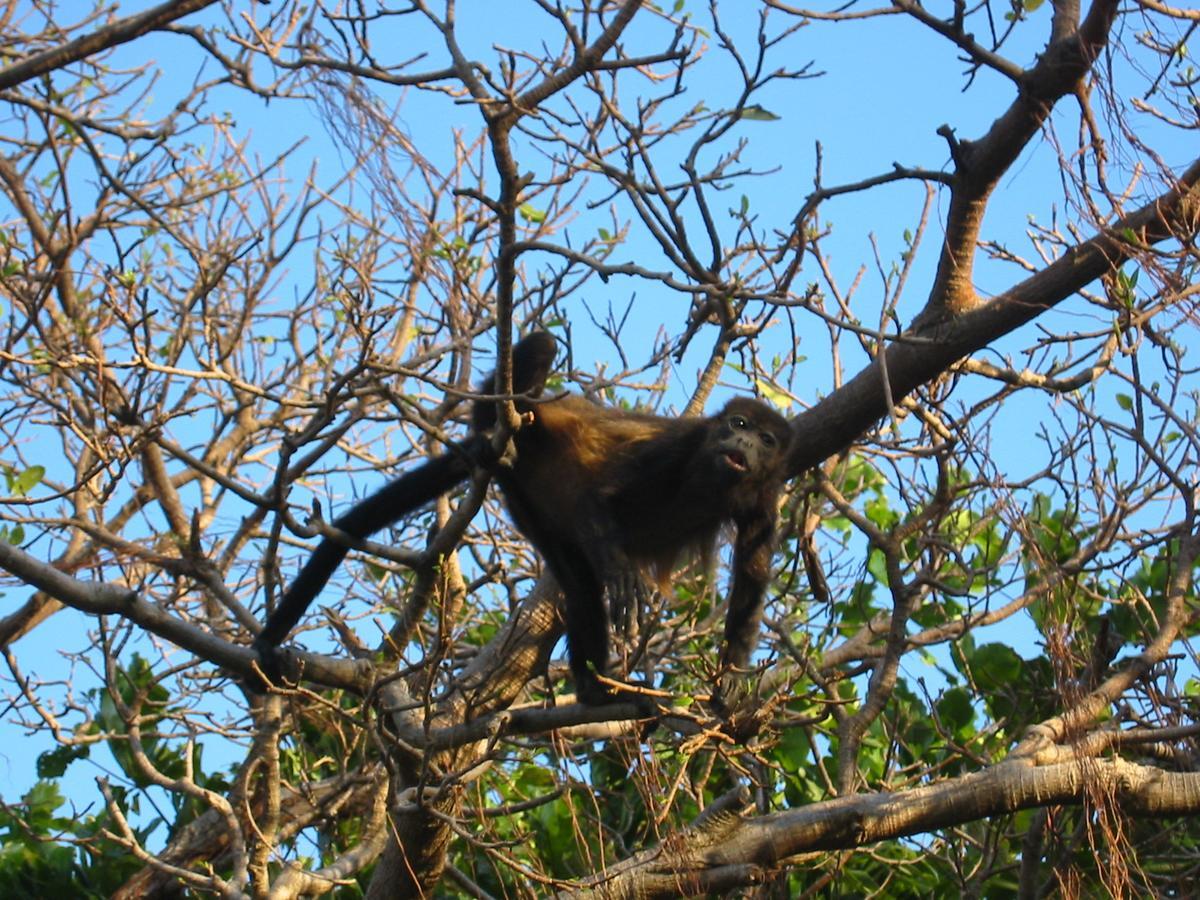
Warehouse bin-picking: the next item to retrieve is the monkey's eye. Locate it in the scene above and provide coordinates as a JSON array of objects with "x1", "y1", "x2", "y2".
[
  {"x1": 729, "y1": 415, "x2": 748, "y2": 430},
  {"x1": 760, "y1": 432, "x2": 777, "y2": 447}
]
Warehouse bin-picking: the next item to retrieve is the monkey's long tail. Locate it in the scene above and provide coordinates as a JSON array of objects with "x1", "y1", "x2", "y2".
[{"x1": 255, "y1": 444, "x2": 476, "y2": 649}]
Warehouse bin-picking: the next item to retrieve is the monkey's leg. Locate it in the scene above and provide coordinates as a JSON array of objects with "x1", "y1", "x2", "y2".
[
  {"x1": 578, "y1": 517, "x2": 654, "y2": 680},
  {"x1": 555, "y1": 562, "x2": 655, "y2": 706},
  {"x1": 536, "y1": 545, "x2": 615, "y2": 705},
  {"x1": 563, "y1": 591, "x2": 615, "y2": 705}
]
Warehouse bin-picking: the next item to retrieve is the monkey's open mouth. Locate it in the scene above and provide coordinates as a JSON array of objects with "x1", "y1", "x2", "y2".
[{"x1": 724, "y1": 450, "x2": 749, "y2": 472}]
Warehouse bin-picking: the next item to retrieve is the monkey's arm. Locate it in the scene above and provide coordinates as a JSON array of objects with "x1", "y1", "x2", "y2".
[
  {"x1": 720, "y1": 511, "x2": 777, "y2": 670},
  {"x1": 255, "y1": 446, "x2": 474, "y2": 650}
]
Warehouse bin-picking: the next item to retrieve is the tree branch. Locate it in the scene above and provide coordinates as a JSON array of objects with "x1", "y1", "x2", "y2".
[
  {"x1": 787, "y1": 154, "x2": 1200, "y2": 474},
  {"x1": 0, "y1": 0, "x2": 218, "y2": 92},
  {"x1": 563, "y1": 757, "x2": 1200, "y2": 898}
]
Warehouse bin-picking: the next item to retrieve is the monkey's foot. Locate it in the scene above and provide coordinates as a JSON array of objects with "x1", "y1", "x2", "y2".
[{"x1": 710, "y1": 671, "x2": 772, "y2": 741}]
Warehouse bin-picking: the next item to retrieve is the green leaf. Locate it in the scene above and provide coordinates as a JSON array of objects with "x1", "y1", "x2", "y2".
[
  {"x1": 518, "y1": 203, "x2": 546, "y2": 224},
  {"x1": 37, "y1": 744, "x2": 89, "y2": 779},
  {"x1": 12, "y1": 465, "x2": 44, "y2": 495},
  {"x1": 937, "y1": 687, "x2": 975, "y2": 734},
  {"x1": 866, "y1": 547, "x2": 889, "y2": 586},
  {"x1": 739, "y1": 104, "x2": 780, "y2": 121},
  {"x1": 1115, "y1": 393, "x2": 1133, "y2": 411},
  {"x1": 865, "y1": 495, "x2": 897, "y2": 530},
  {"x1": 754, "y1": 379, "x2": 791, "y2": 409},
  {"x1": 969, "y1": 643, "x2": 1023, "y2": 690}
]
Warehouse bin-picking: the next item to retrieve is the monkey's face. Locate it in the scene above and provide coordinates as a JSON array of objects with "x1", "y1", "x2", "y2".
[{"x1": 710, "y1": 398, "x2": 790, "y2": 487}]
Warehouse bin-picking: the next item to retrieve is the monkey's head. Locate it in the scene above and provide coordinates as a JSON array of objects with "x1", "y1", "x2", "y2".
[{"x1": 708, "y1": 396, "x2": 791, "y2": 492}]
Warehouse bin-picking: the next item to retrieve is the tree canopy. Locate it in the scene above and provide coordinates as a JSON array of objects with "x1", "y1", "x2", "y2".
[{"x1": 0, "y1": 0, "x2": 1197, "y2": 896}]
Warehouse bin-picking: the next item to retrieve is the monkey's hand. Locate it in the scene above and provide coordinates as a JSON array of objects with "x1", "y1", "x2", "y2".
[{"x1": 604, "y1": 569, "x2": 651, "y2": 640}]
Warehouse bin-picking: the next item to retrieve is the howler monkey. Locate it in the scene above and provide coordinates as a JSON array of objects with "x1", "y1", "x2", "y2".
[{"x1": 256, "y1": 333, "x2": 792, "y2": 705}]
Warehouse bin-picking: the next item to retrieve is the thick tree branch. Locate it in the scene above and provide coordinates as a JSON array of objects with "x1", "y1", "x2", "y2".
[
  {"x1": 564, "y1": 757, "x2": 1200, "y2": 898},
  {"x1": 0, "y1": 0, "x2": 218, "y2": 92},
  {"x1": 921, "y1": 0, "x2": 1120, "y2": 318},
  {"x1": 787, "y1": 154, "x2": 1200, "y2": 474},
  {"x1": 365, "y1": 579, "x2": 563, "y2": 897},
  {"x1": 0, "y1": 538, "x2": 370, "y2": 691}
]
